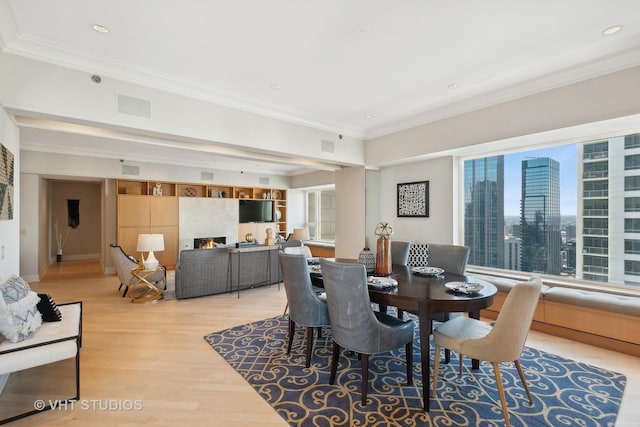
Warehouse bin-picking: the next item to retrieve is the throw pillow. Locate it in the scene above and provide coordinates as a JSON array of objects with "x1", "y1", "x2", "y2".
[
  {"x1": 0, "y1": 291, "x2": 42, "y2": 343},
  {"x1": 37, "y1": 293, "x2": 63, "y2": 322},
  {"x1": 408, "y1": 243, "x2": 429, "y2": 267},
  {"x1": 0, "y1": 275, "x2": 32, "y2": 304}
]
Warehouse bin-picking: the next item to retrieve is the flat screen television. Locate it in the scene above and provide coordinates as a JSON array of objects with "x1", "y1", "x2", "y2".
[{"x1": 239, "y1": 200, "x2": 274, "y2": 223}]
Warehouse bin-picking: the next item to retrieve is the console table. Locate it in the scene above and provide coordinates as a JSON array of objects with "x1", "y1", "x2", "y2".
[{"x1": 227, "y1": 245, "x2": 280, "y2": 297}]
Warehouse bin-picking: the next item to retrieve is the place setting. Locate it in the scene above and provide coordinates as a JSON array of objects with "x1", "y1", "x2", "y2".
[
  {"x1": 411, "y1": 265, "x2": 445, "y2": 278},
  {"x1": 367, "y1": 276, "x2": 398, "y2": 291},
  {"x1": 444, "y1": 281, "x2": 484, "y2": 295}
]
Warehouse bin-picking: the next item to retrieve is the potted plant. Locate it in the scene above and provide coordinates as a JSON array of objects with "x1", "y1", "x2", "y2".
[{"x1": 54, "y1": 221, "x2": 70, "y2": 262}]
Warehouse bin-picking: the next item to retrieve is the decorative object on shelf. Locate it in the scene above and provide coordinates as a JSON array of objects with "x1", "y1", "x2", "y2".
[
  {"x1": 397, "y1": 180, "x2": 429, "y2": 217},
  {"x1": 54, "y1": 221, "x2": 71, "y2": 262},
  {"x1": 275, "y1": 209, "x2": 282, "y2": 221},
  {"x1": 245, "y1": 233, "x2": 254, "y2": 243},
  {"x1": 152, "y1": 182, "x2": 163, "y2": 196},
  {"x1": 374, "y1": 222, "x2": 394, "y2": 276},
  {"x1": 272, "y1": 190, "x2": 282, "y2": 200},
  {"x1": 358, "y1": 247, "x2": 376, "y2": 274},
  {"x1": 221, "y1": 191, "x2": 227, "y2": 198},
  {"x1": 292, "y1": 227, "x2": 310, "y2": 241},
  {"x1": 182, "y1": 186, "x2": 197, "y2": 197},
  {"x1": 136, "y1": 233, "x2": 164, "y2": 269},
  {"x1": 265, "y1": 228, "x2": 275, "y2": 246}
]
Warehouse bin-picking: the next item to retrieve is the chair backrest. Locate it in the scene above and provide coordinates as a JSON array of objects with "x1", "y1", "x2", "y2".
[
  {"x1": 319, "y1": 259, "x2": 381, "y2": 354},
  {"x1": 279, "y1": 253, "x2": 329, "y2": 326},
  {"x1": 468, "y1": 278, "x2": 542, "y2": 362},
  {"x1": 426, "y1": 243, "x2": 470, "y2": 275},
  {"x1": 109, "y1": 244, "x2": 138, "y2": 285},
  {"x1": 391, "y1": 241, "x2": 411, "y2": 266},
  {"x1": 283, "y1": 245, "x2": 312, "y2": 258}
]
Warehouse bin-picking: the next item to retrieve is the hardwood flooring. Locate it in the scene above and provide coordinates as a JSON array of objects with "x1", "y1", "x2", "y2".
[{"x1": 5, "y1": 259, "x2": 640, "y2": 426}]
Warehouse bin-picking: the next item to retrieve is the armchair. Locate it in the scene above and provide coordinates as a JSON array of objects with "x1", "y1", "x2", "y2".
[{"x1": 109, "y1": 244, "x2": 165, "y2": 297}]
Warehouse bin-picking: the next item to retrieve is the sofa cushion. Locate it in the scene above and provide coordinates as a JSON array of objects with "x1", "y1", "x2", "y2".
[
  {"x1": 0, "y1": 290, "x2": 43, "y2": 343},
  {"x1": 0, "y1": 275, "x2": 32, "y2": 304},
  {"x1": 544, "y1": 287, "x2": 640, "y2": 317}
]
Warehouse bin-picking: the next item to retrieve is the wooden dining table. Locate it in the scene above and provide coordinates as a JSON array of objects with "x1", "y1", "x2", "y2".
[{"x1": 311, "y1": 260, "x2": 497, "y2": 411}]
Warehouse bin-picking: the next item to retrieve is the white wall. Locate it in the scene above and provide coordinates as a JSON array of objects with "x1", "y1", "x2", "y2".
[
  {"x1": 0, "y1": 105, "x2": 19, "y2": 281},
  {"x1": 378, "y1": 157, "x2": 456, "y2": 245}
]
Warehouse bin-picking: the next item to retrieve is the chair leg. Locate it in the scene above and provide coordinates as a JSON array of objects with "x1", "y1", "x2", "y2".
[
  {"x1": 405, "y1": 340, "x2": 413, "y2": 385},
  {"x1": 329, "y1": 341, "x2": 340, "y2": 385},
  {"x1": 118, "y1": 282, "x2": 123, "y2": 291},
  {"x1": 305, "y1": 326, "x2": 314, "y2": 368},
  {"x1": 397, "y1": 308, "x2": 404, "y2": 320},
  {"x1": 444, "y1": 348, "x2": 451, "y2": 363},
  {"x1": 361, "y1": 353, "x2": 369, "y2": 406},
  {"x1": 122, "y1": 286, "x2": 129, "y2": 297},
  {"x1": 459, "y1": 353, "x2": 463, "y2": 375},
  {"x1": 432, "y1": 344, "x2": 441, "y2": 398},
  {"x1": 282, "y1": 301, "x2": 289, "y2": 318},
  {"x1": 492, "y1": 362, "x2": 511, "y2": 427},
  {"x1": 514, "y1": 359, "x2": 533, "y2": 405},
  {"x1": 286, "y1": 318, "x2": 295, "y2": 354}
]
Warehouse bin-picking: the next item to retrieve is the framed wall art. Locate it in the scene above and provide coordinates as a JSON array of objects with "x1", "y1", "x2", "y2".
[
  {"x1": 397, "y1": 180, "x2": 429, "y2": 218},
  {"x1": 0, "y1": 143, "x2": 14, "y2": 221}
]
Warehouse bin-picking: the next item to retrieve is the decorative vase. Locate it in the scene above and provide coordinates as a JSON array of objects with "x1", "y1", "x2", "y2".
[
  {"x1": 358, "y1": 247, "x2": 376, "y2": 274},
  {"x1": 375, "y1": 237, "x2": 392, "y2": 276},
  {"x1": 57, "y1": 249, "x2": 63, "y2": 263}
]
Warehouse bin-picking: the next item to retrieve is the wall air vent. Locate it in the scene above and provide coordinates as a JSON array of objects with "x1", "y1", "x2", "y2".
[
  {"x1": 122, "y1": 165, "x2": 140, "y2": 176},
  {"x1": 201, "y1": 171, "x2": 214, "y2": 181},
  {"x1": 259, "y1": 177, "x2": 270, "y2": 185},
  {"x1": 321, "y1": 139, "x2": 335, "y2": 153},
  {"x1": 117, "y1": 94, "x2": 151, "y2": 118}
]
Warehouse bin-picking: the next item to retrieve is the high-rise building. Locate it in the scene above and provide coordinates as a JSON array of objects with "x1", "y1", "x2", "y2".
[
  {"x1": 520, "y1": 157, "x2": 562, "y2": 274},
  {"x1": 463, "y1": 156, "x2": 504, "y2": 268},
  {"x1": 504, "y1": 236, "x2": 521, "y2": 271},
  {"x1": 578, "y1": 134, "x2": 640, "y2": 286}
]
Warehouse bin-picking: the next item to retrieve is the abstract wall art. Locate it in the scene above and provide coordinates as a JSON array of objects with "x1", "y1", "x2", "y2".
[
  {"x1": 0, "y1": 143, "x2": 14, "y2": 221},
  {"x1": 397, "y1": 180, "x2": 429, "y2": 217}
]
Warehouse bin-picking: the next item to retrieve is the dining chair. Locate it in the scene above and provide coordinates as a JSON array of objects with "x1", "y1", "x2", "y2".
[
  {"x1": 279, "y1": 252, "x2": 330, "y2": 368},
  {"x1": 109, "y1": 243, "x2": 165, "y2": 297},
  {"x1": 281, "y1": 245, "x2": 314, "y2": 315},
  {"x1": 391, "y1": 241, "x2": 411, "y2": 266},
  {"x1": 432, "y1": 278, "x2": 542, "y2": 427},
  {"x1": 320, "y1": 258, "x2": 414, "y2": 406}
]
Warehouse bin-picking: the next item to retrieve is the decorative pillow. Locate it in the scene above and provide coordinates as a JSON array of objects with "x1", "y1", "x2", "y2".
[
  {"x1": 408, "y1": 243, "x2": 429, "y2": 267},
  {"x1": 0, "y1": 291, "x2": 42, "y2": 342},
  {"x1": 0, "y1": 275, "x2": 32, "y2": 304},
  {"x1": 37, "y1": 293, "x2": 63, "y2": 322}
]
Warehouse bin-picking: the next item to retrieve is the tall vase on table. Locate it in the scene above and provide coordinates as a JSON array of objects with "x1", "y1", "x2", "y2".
[{"x1": 374, "y1": 222, "x2": 394, "y2": 276}]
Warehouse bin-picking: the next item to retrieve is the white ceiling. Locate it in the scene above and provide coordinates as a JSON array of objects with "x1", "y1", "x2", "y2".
[{"x1": 2, "y1": 0, "x2": 640, "y2": 175}]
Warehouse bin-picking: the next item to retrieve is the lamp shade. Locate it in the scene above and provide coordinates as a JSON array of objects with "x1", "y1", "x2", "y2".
[
  {"x1": 136, "y1": 234, "x2": 164, "y2": 269},
  {"x1": 292, "y1": 227, "x2": 310, "y2": 241}
]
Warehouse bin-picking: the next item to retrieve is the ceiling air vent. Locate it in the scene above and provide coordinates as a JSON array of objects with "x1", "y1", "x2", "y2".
[
  {"x1": 201, "y1": 171, "x2": 214, "y2": 181},
  {"x1": 259, "y1": 177, "x2": 270, "y2": 185},
  {"x1": 321, "y1": 139, "x2": 335, "y2": 153},
  {"x1": 117, "y1": 94, "x2": 151, "y2": 118},
  {"x1": 122, "y1": 165, "x2": 140, "y2": 176}
]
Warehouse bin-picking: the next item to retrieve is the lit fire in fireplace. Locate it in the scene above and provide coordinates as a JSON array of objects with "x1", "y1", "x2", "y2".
[{"x1": 194, "y1": 237, "x2": 226, "y2": 249}]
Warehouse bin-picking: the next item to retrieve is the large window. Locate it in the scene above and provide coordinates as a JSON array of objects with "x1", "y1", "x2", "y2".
[
  {"x1": 463, "y1": 133, "x2": 640, "y2": 289},
  {"x1": 305, "y1": 187, "x2": 336, "y2": 242}
]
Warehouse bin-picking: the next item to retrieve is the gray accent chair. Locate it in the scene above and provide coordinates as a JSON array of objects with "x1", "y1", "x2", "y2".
[
  {"x1": 426, "y1": 243, "x2": 470, "y2": 275},
  {"x1": 109, "y1": 243, "x2": 165, "y2": 297},
  {"x1": 320, "y1": 258, "x2": 414, "y2": 405},
  {"x1": 279, "y1": 252, "x2": 330, "y2": 368},
  {"x1": 432, "y1": 278, "x2": 542, "y2": 427},
  {"x1": 391, "y1": 241, "x2": 411, "y2": 266}
]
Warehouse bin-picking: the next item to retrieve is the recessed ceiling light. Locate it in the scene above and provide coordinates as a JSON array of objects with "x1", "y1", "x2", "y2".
[
  {"x1": 270, "y1": 84, "x2": 282, "y2": 90},
  {"x1": 92, "y1": 24, "x2": 110, "y2": 34},
  {"x1": 602, "y1": 25, "x2": 623, "y2": 36},
  {"x1": 364, "y1": 114, "x2": 373, "y2": 119},
  {"x1": 448, "y1": 83, "x2": 458, "y2": 90}
]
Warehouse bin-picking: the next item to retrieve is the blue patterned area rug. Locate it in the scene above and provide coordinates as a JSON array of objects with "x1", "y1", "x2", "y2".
[{"x1": 204, "y1": 316, "x2": 626, "y2": 426}]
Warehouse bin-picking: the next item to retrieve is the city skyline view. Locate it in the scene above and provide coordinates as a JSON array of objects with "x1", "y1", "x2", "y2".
[{"x1": 503, "y1": 144, "x2": 577, "y2": 216}]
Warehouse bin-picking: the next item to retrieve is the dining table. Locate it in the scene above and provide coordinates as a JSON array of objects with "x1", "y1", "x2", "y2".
[{"x1": 310, "y1": 259, "x2": 497, "y2": 412}]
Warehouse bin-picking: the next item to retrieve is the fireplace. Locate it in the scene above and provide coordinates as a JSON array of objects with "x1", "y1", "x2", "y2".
[{"x1": 194, "y1": 236, "x2": 226, "y2": 249}]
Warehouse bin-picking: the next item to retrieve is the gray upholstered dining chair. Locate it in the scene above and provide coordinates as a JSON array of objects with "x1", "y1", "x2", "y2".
[
  {"x1": 320, "y1": 258, "x2": 414, "y2": 405},
  {"x1": 279, "y1": 252, "x2": 330, "y2": 368},
  {"x1": 426, "y1": 243, "x2": 470, "y2": 275},
  {"x1": 109, "y1": 243, "x2": 165, "y2": 297},
  {"x1": 432, "y1": 278, "x2": 542, "y2": 427},
  {"x1": 283, "y1": 245, "x2": 313, "y2": 258},
  {"x1": 391, "y1": 241, "x2": 411, "y2": 266}
]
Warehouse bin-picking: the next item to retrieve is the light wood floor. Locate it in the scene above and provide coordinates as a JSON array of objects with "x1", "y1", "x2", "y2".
[{"x1": 6, "y1": 259, "x2": 640, "y2": 426}]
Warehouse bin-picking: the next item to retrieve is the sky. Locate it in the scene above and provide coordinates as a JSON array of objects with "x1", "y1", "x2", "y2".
[{"x1": 503, "y1": 144, "x2": 577, "y2": 216}]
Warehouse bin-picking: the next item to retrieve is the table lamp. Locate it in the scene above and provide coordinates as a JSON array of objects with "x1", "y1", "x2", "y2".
[
  {"x1": 136, "y1": 233, "x2": 164, "y2": 269},
  {"x1": 292, "y1": 227, "x2": 310, "y2": 241}
]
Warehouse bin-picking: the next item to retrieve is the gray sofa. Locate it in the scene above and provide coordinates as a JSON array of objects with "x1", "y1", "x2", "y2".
[{"x1": 175, "y1": 241, "x2": 302, "y2": 299}]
